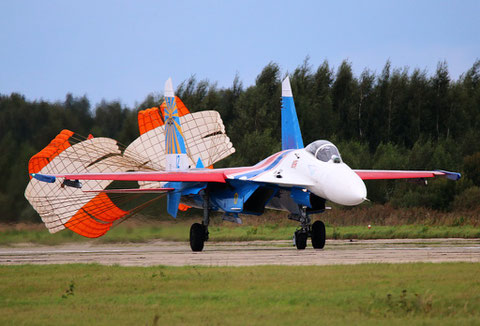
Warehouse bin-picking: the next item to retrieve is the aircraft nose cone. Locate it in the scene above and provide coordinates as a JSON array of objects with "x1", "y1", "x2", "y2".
[
  {"x1": 344, "y1": 179, "x2": 367, "y2": 206},
  {"x1": 323, "y1": 166, "x2": 367, "y2": 206}
]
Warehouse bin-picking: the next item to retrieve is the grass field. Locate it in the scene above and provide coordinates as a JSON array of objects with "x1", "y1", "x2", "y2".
[
  {"x1": 0, "y1": 263, "x2": 479, "y2": 325},
  {"x1": 1, "y1": 221, "x2": 479, "y2": 246}
]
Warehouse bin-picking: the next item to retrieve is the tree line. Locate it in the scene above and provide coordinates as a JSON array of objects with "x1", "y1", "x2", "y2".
[{"x1": 1, "y1": 59, "x2": 480, "y2": 222}]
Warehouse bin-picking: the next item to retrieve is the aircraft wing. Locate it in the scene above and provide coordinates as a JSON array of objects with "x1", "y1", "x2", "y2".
[
  {"x1": 354, "y1": 169, "x2": 461, "y2": 181},
  {"x1": 31, "y1": 170, "x2": 227, "y2": 183}
]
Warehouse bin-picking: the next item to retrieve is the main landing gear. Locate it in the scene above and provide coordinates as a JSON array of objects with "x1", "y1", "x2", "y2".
[
  {"x1": 189, "y1": 192, "x2": 210, "y2": 252},
  {"x1": 290, "y1": 207, "x2": 326, "y2": 250}
]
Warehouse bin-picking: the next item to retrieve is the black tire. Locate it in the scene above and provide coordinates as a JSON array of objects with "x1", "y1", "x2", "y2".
[
  {"x1": 190, "y1": 223, "x2": 205, "y2": 252},
  {"x1": 294, "y1": 230, "x2": 307, "y2": 250},
  {"x1": 311, "y1": 220, "x2": 326, "y2": 249}
]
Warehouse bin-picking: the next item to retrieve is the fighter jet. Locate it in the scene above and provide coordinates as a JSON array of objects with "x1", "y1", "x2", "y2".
[{"x1": 31, "y1": 77, "x2": 461, "y2": 251}]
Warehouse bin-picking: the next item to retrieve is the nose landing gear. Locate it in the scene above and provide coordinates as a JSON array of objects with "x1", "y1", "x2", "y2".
[{"x1": 291, "y1": 207, "x2": 326, "y2": 250}]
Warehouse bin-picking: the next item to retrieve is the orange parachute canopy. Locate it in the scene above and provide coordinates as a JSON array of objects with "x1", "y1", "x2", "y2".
[
  {"x1": 28, "y1": 129, "x2": 74, "y2": 177},
  {"x1": 65, "y1": 193, "x2": 130, "y2": 238},
  {"x1": 138, "y1": 96, "x2": 190, "y2": 135},
  {"x1": 138, "y1": 107, "x2": 163, "y2": 135}
]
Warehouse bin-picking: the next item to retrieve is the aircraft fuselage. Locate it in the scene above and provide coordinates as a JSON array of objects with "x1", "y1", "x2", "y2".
[{"x1": 183, "y1": 142, "x2": 367, "y2": 215}]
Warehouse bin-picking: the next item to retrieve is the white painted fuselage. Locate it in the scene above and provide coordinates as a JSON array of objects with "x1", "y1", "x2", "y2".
[{"x1": 249, "y1": 148, "x2": 367, "y2": 206}]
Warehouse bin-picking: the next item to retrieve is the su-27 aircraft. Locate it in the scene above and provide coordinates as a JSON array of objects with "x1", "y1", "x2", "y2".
[{"x1": 29, "y1": 77, "x2": 461, "y2": 251}]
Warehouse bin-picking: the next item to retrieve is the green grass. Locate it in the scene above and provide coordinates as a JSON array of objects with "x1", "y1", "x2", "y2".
[
  {"x1": 1, "y1": 222, "x2": 479, "y2": 246},
  {"x1": 0, "y1": 263, "x2": 479, "y2": 325}
]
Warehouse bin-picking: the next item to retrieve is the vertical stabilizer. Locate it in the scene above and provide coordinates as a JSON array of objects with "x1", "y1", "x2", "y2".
[
  {"x1": 163, "y1": 78, "x2": 189, "y2": 171},
  {"x1": 281, "y1": 76, "x2": 304, "y2": 150}
]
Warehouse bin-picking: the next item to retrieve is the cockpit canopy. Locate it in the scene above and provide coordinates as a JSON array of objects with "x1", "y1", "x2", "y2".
[{"x1": 305, "y1": 140, "x2": 342, "y2": 163}]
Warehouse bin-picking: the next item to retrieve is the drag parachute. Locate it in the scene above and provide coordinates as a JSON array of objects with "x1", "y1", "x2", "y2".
[{"x1": 25, "y1": 98, "x2": 235, "y2": 237}]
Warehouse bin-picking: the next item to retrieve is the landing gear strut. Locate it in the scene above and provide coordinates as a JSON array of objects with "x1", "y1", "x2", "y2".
[
  {"x1": 293, "y1": 207, "x2": 310, "y2": 250},
  {"x1": 189, "y1": 191, "x2": 210, "y2": 252},
  {"x1": 291, "y1": 206, "x2": 326, "y2": 250}
]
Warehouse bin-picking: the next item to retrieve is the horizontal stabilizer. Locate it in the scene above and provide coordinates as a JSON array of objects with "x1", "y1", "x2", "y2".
[
  {"x1": 43, "y1": 171, "x2": 227, "y2": 183},
  {"x1": 83, "y1": 188, "x2": 175, "y2": 194}
]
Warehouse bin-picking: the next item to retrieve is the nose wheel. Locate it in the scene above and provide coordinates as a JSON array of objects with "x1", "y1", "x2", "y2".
[
  {"x1": 311, "y1": 220, "x2": 326, "y2": 249},
  {"x1": 293, "y1": 230, "x2": 308, "y2": 249}
]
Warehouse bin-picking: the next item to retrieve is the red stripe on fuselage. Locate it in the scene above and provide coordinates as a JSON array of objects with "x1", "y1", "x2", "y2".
[
  {"x1": 249, "y1": 153, "x2": 291, "y2": 181},
  {"x1": 222, "y1": 151, "x2": 289, "y2": 179}
]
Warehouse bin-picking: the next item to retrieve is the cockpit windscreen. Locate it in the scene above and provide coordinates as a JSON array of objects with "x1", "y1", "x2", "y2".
[{"x1": 305, "y1": 140, "x2": 342, "y2": 163}]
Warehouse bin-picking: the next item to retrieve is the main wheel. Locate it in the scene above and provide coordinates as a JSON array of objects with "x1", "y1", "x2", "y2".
[
  {"x1": 311, "y1": 220, "x2": 326, "y2": 249},
  {"x1": 294, "y1": 230, "x2": 307, "y2": 250},
  {"x1": 190, "y1": 223, "x2": 206, "y2": 252}
]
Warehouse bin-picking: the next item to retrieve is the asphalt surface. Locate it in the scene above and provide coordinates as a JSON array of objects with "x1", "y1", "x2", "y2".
[{"x1": 1, "y1": 238, "x2": 479, "y2": 266}]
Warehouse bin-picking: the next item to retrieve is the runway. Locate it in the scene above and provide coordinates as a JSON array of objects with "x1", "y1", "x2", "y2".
[{"x1": 1, "y1": 238, "x2": 479, "y2": 266}]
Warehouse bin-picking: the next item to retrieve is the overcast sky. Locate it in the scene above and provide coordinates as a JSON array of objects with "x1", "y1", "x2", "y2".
[{"x1": 1, "y1": 0, "x2": 479, "y2": 108}]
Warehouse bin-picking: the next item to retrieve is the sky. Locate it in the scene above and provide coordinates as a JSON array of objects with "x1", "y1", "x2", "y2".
[{"x1": 1, "y1": 0, "x2": 479, "y2": 109}]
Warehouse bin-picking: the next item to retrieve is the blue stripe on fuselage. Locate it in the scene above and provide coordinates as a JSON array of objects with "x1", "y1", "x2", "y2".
[{"x1": 234, "y1": 150, "x2": 292, "y2": 180}]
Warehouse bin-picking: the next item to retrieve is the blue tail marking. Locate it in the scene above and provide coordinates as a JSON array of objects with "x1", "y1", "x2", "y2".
[
  {"x1": 164, "y1": 96, "x2": 187, "y2": 155},
  {"x1": 281, "y1": 76, "x2": 304, "y2": 150}
]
